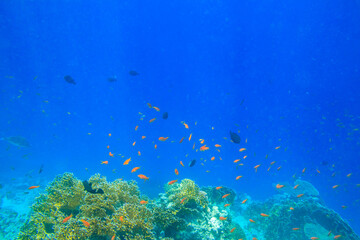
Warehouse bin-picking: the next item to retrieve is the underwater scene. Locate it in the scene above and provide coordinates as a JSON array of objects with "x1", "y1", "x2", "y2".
[{"x1": 1, "y1": 1, "x2": 360, "y2": 240}]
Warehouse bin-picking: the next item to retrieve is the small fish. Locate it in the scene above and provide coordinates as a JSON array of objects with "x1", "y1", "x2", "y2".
[
  {"x1": 129, "y1": 70, "x2": 139, "y2": 76},
  {"x1": 131, "y1": 167, "x2": 140, "y2": 173},
  {"x1": 149, "y1": 118, "x2": 156, "y2": 123},
  {"x1": 140, "y1": 200, "x2": 148, "y2": 204},
  {"x1": 224, "y1": 204, "x2": 230, "y2": 207},
  {"x1": 168, "y1": 180, "x2": 178, "y2": 185},
  {"x1": 109, "y1": 152, "x2": 114, "y2": 157},
  {"x1": 174, "y1": 169, "x2": 179, "y2": 175},
  {"x1": 302, "y1": 168, "x2": 306, "y2": 173},
  {"x1": 28, "y1": 186, "x2": 40, "y2": 190},
  {"x1": 189, "y1": 133, "x2": 192, "y2": 141},
  {"x1": 276, "y1": 184, "x2": 284, "y2": 189},
  {"x1": 189, "y1": 159, "x2": 196, "y2": 167},
  {"x1": 236, "y1": 176, "x2": 243, "y2": 180},
  {"x1": 132, "y1": 141, "x2": 136, "y2": 146},
  {"x1": 180, "y1": 161, "x2": 185, "y2": 167},
  {"x1": 239, "y1": 148, "x2": 246, "y2": 152},
  {"x1": 294, "y1": 184, "x2": 299, "y2": 189},
  {"x1": 347, "y1": 173, "x2": 352, "y2": 178},
  {"x1": 297, "y1": 194, "x2": 304, "y2": 198},
  {"x1": 334, "y1": 235, "x2": 342, "y2": 239},
  {"x1": 254, "y1": 164, "x2": 261, "y2": 172},
  {"x1": 138, "y1": 151, "x2": 141, "y2": 156},
  {"x1": 215, "y1": 144, "x2": 221, "y2": 147},
  {"x1": 289, "y1": 207, "x2": 294, "y2": 210},
  {"x1": 219, "y1": 216, "x2": 227, "y2": 220},
  {"x1": 183, "y1": 123, "x2": 189, "y2": 129},
  {"x1": 216, "y1": 186, "x2": 223, "y2": 190},
  {"x1": 241, "y1": 199, "x2": 248, "y2": 204},
  {"x1": 179, "y1": 137, "x2": 185, "y2": 143},
  {"x1": 142, "y1": 136, "x2": 146, "y2": 139},
  {"x1": 101, "y1": 161, "x2": 108, "y2": 164},
  {"x1": 38, "y1": 164, "x2": 44, "y2": 174},
  {"x1": 222, "y1": 193, "x2": 230, "y2": 199},
  {"x1": 292, "y1": 228, "x2": 300, "y2": 231},
  {"x1": 138, "y1": 174, "x2": 149, "y2": 180},
  {"x1": 123, "y1": 158, "x2": 131, "y2": 165},
  {"x1": 111, "y1": 235, "x2": 116, "y2": 240},
  {"x1": 64, "y1": 75, "x2": 76, "y2": 85},
  {"x1": 200, "y1": 145, "x2": 209, "y2": 151},
  {"x1": 135, "y1": 125, "x2": 139, "y2": 131},
  {"x1": 107, "y1": 145, "x2": 110, "y2": 149},
  {"x1": 154, "y1": 144, "x2": 157, "y2": 149},
  {"x1": 119, "y1": 216, "x2": 124, "y2": 222},
  {"x1": 310, "y1": 238, "x2": 319, "y2": 240},
  {"x1": 147, "y1": 103, "x2": 152, "y2": 108},
  {"x1": 108, "y1": 133, "x2": 112, "y2": 137},
  {"x1": 260, "y1": 213, "x2": 269, "y2": 217},
  {"x1": 270, "y1": 161, "x2": 275, "y2": 165},
  {"x1": 229, "y1": 131, "x2": 241, "y2": 144},
  {"x1": 80, "y1": 219, "x2": 90, "y2": 227},
  {"x1": 200, "y1": 139, "x2": 205, "y2": 144},
  {"x1": 333, "y1": 185, "x2": 339, "y2": 189},
  {"x1": 108, "y1": 77, "x2": 117, "y2": 82},
  {"x1": 249, "y1": 219, "x2": 255, "y2": 223},
  {"x1": 63, "y1": 214, "x2": 73, "y2": 223},
  {"x1": 230, "y1": 227, "x2": 236, "y2": 233},
  {"x1": 158, "y1": 137, "x2": 169, "y2": 141},
  {"x1": 180, "y1": 197, "x2": 187, "y2": 204},
  {"x1": 234, "y1": 159, "x2": 240, "y2": 163},
  {"x1": 275, "y1": 146, "x2": 280, "y2": 149},
  {"x1": 162, "y1": 112, "x2": 168, "y2": 119},
  {"x1": 153, "y1": 106, "x2": 160, "y2": 111},
  {"x1": 211, "y1": 156, "x2": 215, "y2": 161}
]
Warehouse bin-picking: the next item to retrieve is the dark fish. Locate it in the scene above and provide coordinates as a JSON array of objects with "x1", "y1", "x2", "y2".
[
  {"x1": 39, "y1": 164, "x2": 44, "y2": 174},
  {"x1": 64, "y1": 75, "x2": 76, "y2": 85},
  {"x1": 82, "y1": 180, "x2": 104, "y2": 194},
  {"x1": 1, "y1": 136, "x2": 30, "y2": 147},
  {"x1": 162, "y1": 112, "x2": 168, "y2": 119},
  {"x1": 189, "y1": 159, "x2": 196, "y2": 167},
  {"x1": 129, "y1": 70, "x2": 139, "y2": 76},
  {"x1": 321, "y1": 161, "x2": 329, "y2": 166},
  {"x1": 229, "y1": 131, "x2": 241, "y2": 144},
  {"x1": 107, "y1": 77, "x2": 117, "y2": 82},
  {"x1": 240, "y1": 99, "x2": 245, "y2": 105}
]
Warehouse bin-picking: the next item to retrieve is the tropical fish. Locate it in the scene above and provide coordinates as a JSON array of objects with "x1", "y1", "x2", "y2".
[
  {"x1": 211, "y1": 156, "x2": 215, "y2": 161},
  {"x1": 64, "y1": 75, "x2": 76, "y2": 84},
  {"x1": 158, "y1": 137, "x2": 169, "y2": 141},
  {"x1": 135, "y1": 125, "x2": 139, "y2": 131},
  {"x1": 111, "y1": 235, "x2": 115, "y2": 240},
  {"x1": 239, "y1": 148, "x2": 246, "y2": 152},
  {"x1": 222, "y1": 193, "x2": 230, "y2": 199},
  {"x1": 180, "y1": 197, "x2": 187, "y2": 204},
  {"x1": 260, "y1": 213, "x2": 269, "y2": 217},
  {"x1": 292, "y1": 228, "x2": 300, "y2": 231},
  {"x1": 107, "y1": 76, "x2": 117, "y2": 82},
  {"x1": 230, "y1": 227, "x2": 236, "y2": 233},
  {"x1": 109, "y1": 152, "x2": 114, "y2": 157},
  {"x1": 215, "y1": 144, "x2": 221, "y2": 147},
  {"x1": 249, "y1": 219, "x2": 255, "y2": 223},
  {"x1": 80, "y1": 219, "x2": 90, "y2": 227},
  {"x1": 179, "y1": 137, "x2": 185, "y2": 143},
  {"x1": 1, "y1": 136, "x2": 30, "y2": 147},
  {"x1": 189, "y1": 159, "x2": 196, "y2": 167},
  {"x1": 297, "y1": 194, "x2": 304, "y2": 198},
  {"x1": 189, "y1": 133, "x2": 192, "y2": 141},
  {"x1": 63, "y1": 214, "x2": 72, "y2": 223},
  {"x1": 219, "y1": 216, "x2": 227, "y2": 220},
  {"x1": 82, "y1": 180, "x2": 104, "y2": 194},
  {"x1": 200, "y1": 145, "x2": 209, "y2": 151},
  {"x1": 229, "y1": 131, "x2": 241, "y2": 144},
  {"x1": 174, "y1": 169, "x2": 179, "y2": 175},
  {"x1": 216, "y1": 186, "x2": 223, "y2": 190},
  {"x1": 153, "y1": 106, "x2": 160, "y2": 111},
  {"x1": 123, "y1": 158, "x2": 131, "y2": 165},
  {"x1": 168, "y1": 180, "x2": 178, "y2": 185},
  {"x1": 140, "y1": 200, "x2": 148, "y2": 204},
  {"x1": 28, "y1": 186, "x2": 39, "y2": 190},
  {"x1": 183, "y1": 123, "x2": 189, "y2": 129},
  {"x1": 276, "y1": 184, "x2": 284, "y2": 189},
  {"x1": 236, "y1": 176, "x2": 243, "y2": 180},
  {"x1": 224, "y1": 204, "x2": 230, "y2": 207},
  {"x1": 129, "y1": 70, "x2": 139, "y2": 76},
  {"x1": 162, "y1": 112, "x2": 168, "y2": 119},
  {"x1": 149, "y1": 118, "x2": 156, "y2": 123},
  {"x1": 241, "y1": 199, "x2": 248, "y2": 204},
  {"x1": 131, "y1": 167, "x2": 140, "y2": 173},
  {"x1": 138, "y1": 174, "x2": 149, "y2": 180},
  {"x1": 101, "y1": 161, "x2": 108, "y2": 164},
  {"x1": 180, "y1": 161, "x2": 184, "y2": 167}
]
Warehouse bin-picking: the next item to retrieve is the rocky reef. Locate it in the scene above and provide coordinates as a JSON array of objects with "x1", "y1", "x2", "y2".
[{"x1": 17, "y1": 173, "x2": 359, "y2": 240}]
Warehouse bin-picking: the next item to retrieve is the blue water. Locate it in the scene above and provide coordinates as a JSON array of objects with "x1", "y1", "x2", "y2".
[{"x1": 1, "y1": 0, "x2": 360, "y2": 235}]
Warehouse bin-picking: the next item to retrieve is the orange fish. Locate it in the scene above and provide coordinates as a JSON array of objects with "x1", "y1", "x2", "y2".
[
  {"x1": 277, "y1": 166, "x2": 282, "y2": 171},
  {"x1": 62, "y1": 214, "x2": 72, "y2": 223},
  {"x1": 267, "y1": 167, "x2": 271, "y2": 171},
  {"x1": 222, "y1": 193, "x2": 230, "y2": 199},
  {"x1": 249, "y1": 219, "x2": 255, "y2": 223},
  {"x1": 241, "y1": 199, "x2": 248, "y2": 204},
  {"x1": 101, "y1": 161, "x2": 108, "y2": 164},
  {"x1": 111, "y1": 236, "x2": 115, "y2": 240},
  {"x1": 142, "y1": 136, "x2": 146, "y2": 139},
  {"x1": 153, "y1": 106, "x2": 160, "y2": 111},
  {"x1": 131, "y1": 167, "x2": 140, "y2": 173},
  {"x1": 189, "y1": 133, "x2": 192, "y2": 141},
  {"x1": 294, "y1": 184, "x2": 299, "y2": 189},
  {"x1": 180, "y1": 197, "x2": 187, "y2": 204},
  {"x1": 297, "y1": 194, "x2": 304, "y2": 198},
  {"x1": 236, "y1": 176, "x2": 243, "y2": 180},
  {"x1": 168, "y1": 180, "x2": 178, "y2": 185},
  {"x1": 149, "y1": 118, "x2": 156, "y2": 123},
  {"x1": 123, "y1": 158, "x2": 131, "y2": 165},
  {"x1": 138, "y1": 174, "x2": 149, "y2": 180},
  {"x1": 192, "y1": 143, "x2": 195, "y2": 150},
  {"x1": 174, "y1": 169, "x2": 179, "y2": 175},
  {"x1": 211, "y1": 156, "x2": 215, "y2": 161},
  {"x1": 219, "y1": 216, "x2": 227, "y2": 220},
  {"x1": 310, "y1": 238, "x2": 319, "y2": 240},
  {"x1": 109, "y1": 152, "x2": 114, "y2": 157},
  {"x1": 147, "y1": 103, "x2": 152, "y2": 108},
  {"x1": 275, "y1": 146, "x2": 280, "y2": 149},
  {"x1": 333, "y1": 185, "x2": 339, "y2": 189},
  {"x1": 224, "y1": 204, "x2": 230, "y2": 207},
  {"x1": 302, "y1": 168, "x2": 306, "y2": 173},
  {"x1": 138, "y1": 151, "x2": 141, "y2": 156},
  {"x1": 132, "y1": 141, "x2": 136, "y2": 146},
  {"x1": 230, "y1": 227, "x2": 236, "y2": 233},
  {"x1": 316, "y1": 169, "x2": 321, "y2": 174},
  {"x1": 140, "y1": 200, "x2": 148, "y2": 204},
  {"x1": 28, "y1": 186, "x2": 40, "y2": 190},
  {"x1": 243, "y1": 155, "x2": 247, "y2": 159},
  {"x1": 215, "y1": 144, "x2": 221, "y2": 147},
  {"x1": 334, "y1": 235, "x2": 342, "y2": 239},
  {"x1": 119, "y1": 216, "x2": 124, "y2": 222},
  {"x1": 107, "y1": 145, "x2": 110, "y2": 149},
  {"x1": 254, "y1": 164, "x2": 260, "y2": 172},
  {"x1": 200, "y1": 139, "x2": 205, "y2": 144},
  {"x1": 239, "y1": 148, "x2": 246, "y2": 152},
  {"x1": 180, "y1": 161, "x2": 184, "y2": 167},
  {"x1": 292, "y1": 228, "x2": 300, "y2": 231},
  {"x1": 234, "y1": 159, "x2": 240, "y2": 163},
  {"x1": 183, "y1": 123, "x2": 189, "y2": 129},
  {"x1": 159, "y1": 137, "x2": 169, "y2": 141},
  {"x1": 260, "y1": 213, "x2": 269, "y2": 217},
  {"x1": 289, "y1": 207, "x2": 294, "y2": 210},
  {"x1": 135, "y1": 125, "x2": 139, "y2": 131},
  {"x1": 276, "y1": 184, "x2": 285, "y2": 189},
  {"x1": 216, "y1": 186, "x2": 223, "y2": 190},
  {"x1": 347, "y1": 173, "x2": 352, "y2": 178},
  {"x1": 179, "y1": 137, "x2": 185, "y2": 143},
  {"x1": 80, "y1": 219, "x2": 90, "y2": 227},
  {"x1": 270, "y1": 161, "x2": 275, "y2": 165},
  {"x1": 108, "y1": 133, "x2": 112, "y2": 137},
  {"x1": 200, "y1": 145, "x2": 209, "y2": 151}
]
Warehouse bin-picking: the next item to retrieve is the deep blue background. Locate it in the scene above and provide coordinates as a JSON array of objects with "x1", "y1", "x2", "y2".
[{"x1": 1, "y1": 0, "x2": 360, "y2": 235}]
